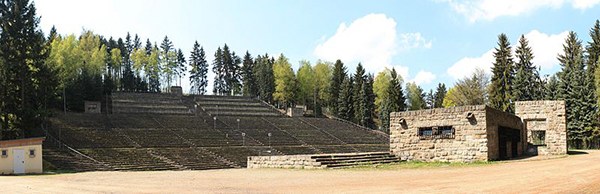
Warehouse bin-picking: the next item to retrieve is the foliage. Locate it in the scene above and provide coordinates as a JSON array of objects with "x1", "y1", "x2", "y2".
[
  {"x1": 406, "y1": 82, "x2": 425, "y2": 110},
  {"x1": 556, "y1": 31, "x2": 597, "y2": 149},
  {"x1": 253, "y1": 54, "x2": 275, "y2": 103},
  {"x1": 329, "y1": 59, "x2": 346, "y2": 114},
  {"x1": 296, "y1": 60, "x2": 315, "y2": 106},
  {"x1": 241, "y1": 51, "x2": 257, "y2": 97},
  {"x1": 189, "y1": 41, "x2": 208, "y2": 94},
  {"x1": 272, "y1": 54, "x2": 296, "y2": 107},
  {"x1": 489, "y1": 33, "x2": 515, "y2": 113},
  {"x1": 433, "y1": 83, "x2": 446, "y2": 108},
  {"x1": 443, "y1": 68, "x2": 489, "y2": 107},
  {"x1": 513, "y1": 35, "x2": 543, "y2": 102},
  {"x1": 337, "y1": 76, "x2": 354, "y2": 121}
]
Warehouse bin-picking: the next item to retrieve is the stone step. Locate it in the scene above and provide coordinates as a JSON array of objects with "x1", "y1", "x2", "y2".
[
  {"x1": 316, "y1": 155, "x2": 397, "y2": 164},
  {"x1": 325, "y1": 158, "x2": 401, "y2": 168},
  {"x1": 318, "y1": 156, "x2": 399, "y2": 165}
]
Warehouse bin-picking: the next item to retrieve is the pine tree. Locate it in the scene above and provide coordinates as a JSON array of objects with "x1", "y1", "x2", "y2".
[
  {"x1": 253, "y1": 54, "x2": 275, "y2": 103},
  {"x1": 557, "y1": 31, "x2": 596, "y2": 148},
  {"x1": 160, "y1": 36, "x2": 176, "y2": 90},
  {"x1": 0, "y1": 0, "x2": 56, "y2": 138},
  {"x1": 241, "y1": 51, "x2": 257, "y2": 97},
  {"x1": 388, "y1": 68, "x2": 406, "y2": 112},
  {"x1": 221, "y1": 44, "x2": 241, "y2": 95},
  {"x1": 337, "y1": 76, "x2": 354, "y2": 121},
  {"x1": 588, "y1": 20, "x2": 600, "y2": 107},
  {"x1": 544, "y1": 75, "x2": 559, "y2": 100},
  {"x1": 426, "y1": 89, "x2": 434, "y2": 109},
  {"x1": 175, "y1": 48, "x2": 186, "y2": 86},
  {"x1": 329, "y1": 59, "x2": 346, "y2": 114},
  {"x1": 189, "y1": 41, "x2": 208, "y2": 94},
  {"x1": 433, "y1": 83, "x2": 446, "y2": 108},
  {"x1": 353, "y1": 63, "x2": 366, "y2": 123},
  {"x1": 513, "y1": 35, "x2": 543, "y2": 102},
  {"x1": 489, "y1": 33, "x2": 515, "y2": 113},
  {"x1": 212, "y1": 47, "x2": 225, "y2": 94},
  {"x1": 357, "y1": 74, "x2": 375, "y2": 128}
]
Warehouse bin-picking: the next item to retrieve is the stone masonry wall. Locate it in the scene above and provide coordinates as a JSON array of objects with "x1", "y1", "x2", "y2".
[
  {"x1": 247, "y1": 155, "x2": 323, "y2": 169},
  {"x1": 390, "y1": 105, "x2": 489, "y2": 162},
  {"x1": 515, "y1": 101, "x2": 567, "y2": 155},
  {"x1": 485, "y1": 107, "x2": 526, "y2": 160}
]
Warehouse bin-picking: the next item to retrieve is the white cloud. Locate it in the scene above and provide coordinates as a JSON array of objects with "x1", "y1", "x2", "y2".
[
  {"x1": 447, "y1": 49, "x2": 494, "y2": 80},
  {"x1": 314, "y1": 13, "x2": 431, "y2": 73},
  {"x1": 399, "y1": 33, "x2": 433, "y2": 50},
  {"x1": 444, "y1": 0, "x2": 600, "y2": 23},
  {"x1": 410, "y1": 70, "x2": 437, "y2": 85},
  {"x1": 447, "y1": 30, "x2": 569, "y2": 80}
]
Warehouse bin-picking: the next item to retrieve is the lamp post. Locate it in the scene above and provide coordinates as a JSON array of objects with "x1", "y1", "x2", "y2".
[
  {"x1": 237, "y1": 119, "x2": 240, "y2": 131},
  {"x1": 213, "y1": 116, "x2": 217, "y2": 130},
  {"x1": 268, "y1": 132, "x2": 272, "y2": 148},
  {"x1": 242, "y1": 132, "x2": 246, "y2": 146}
]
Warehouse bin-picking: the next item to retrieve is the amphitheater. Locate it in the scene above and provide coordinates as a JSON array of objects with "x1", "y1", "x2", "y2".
[{"x1": 41, "y1": 91, "x2": 394, "y2": 171}]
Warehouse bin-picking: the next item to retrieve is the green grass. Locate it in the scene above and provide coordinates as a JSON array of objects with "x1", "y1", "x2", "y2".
[{"x1": 337, "y1": 161, "x2": 497, "y2": 170}]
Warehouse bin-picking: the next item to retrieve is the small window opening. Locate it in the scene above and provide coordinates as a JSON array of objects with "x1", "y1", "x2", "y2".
[
  {"x1": 29, "y1": 149, "x2": 35, "y2": 157},
  {"x1": 531, "y1": 130, "x2": 546, "y2": 146},
  {"x1": 1, "y1": 150, "x2": 7, "y2": 157},
  {"x1": 419, "y1": 126, "x2": 455, "y2": 140}
]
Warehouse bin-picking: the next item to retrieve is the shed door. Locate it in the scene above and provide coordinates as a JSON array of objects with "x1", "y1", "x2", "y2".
[{"x1": 13, "y1": 149, "x2": 25, "y2": 174}]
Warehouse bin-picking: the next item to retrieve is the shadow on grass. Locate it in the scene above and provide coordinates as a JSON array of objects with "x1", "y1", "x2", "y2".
[{"x1": 567, "y1": 150, "x2": 589, "y2": 155}]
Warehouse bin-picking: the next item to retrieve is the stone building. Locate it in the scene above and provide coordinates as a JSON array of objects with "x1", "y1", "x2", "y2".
[{"x1": 389, "y1": 101, "x2": 566, "y2": 162}]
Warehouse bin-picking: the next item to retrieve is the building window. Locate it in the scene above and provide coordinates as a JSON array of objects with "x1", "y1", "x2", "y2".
[
  {"x1": 419, "y1": 126, "x2": 455, "y2": 140},
  {"x1": 531, "y1": 130, "x2": 546, "y2": 146},
  {"x1": 29, "y1": 149, "x2": 35, "y2": 157},
  {"x1": 1, "y1": 150, "x2": 7, "y2": 157}
]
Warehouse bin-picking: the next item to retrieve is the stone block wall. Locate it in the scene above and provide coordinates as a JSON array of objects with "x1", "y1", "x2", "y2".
[
  {"x1": 389, "y1": 105, "x2": 489, "y2": 162},
  {"x1": 485, "y1": 107, "x2": 526, "y2": 160},
  {"x1": 515, "y1": 101, "x2": 567, "y2": 155},
  {"x1": 247, "y1": 155, "x2": 323, "y2": 169}
]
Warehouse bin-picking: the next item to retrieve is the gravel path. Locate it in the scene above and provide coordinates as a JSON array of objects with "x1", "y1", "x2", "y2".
[{"x1": 1, "y1": 150, "x2": 599, "y2": 194}]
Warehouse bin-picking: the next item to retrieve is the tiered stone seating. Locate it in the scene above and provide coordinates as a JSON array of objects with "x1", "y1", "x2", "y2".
[
  {"x1": 108, "y1": 114, "x2": 163, "y2": 128},
  {"x1": 120, "y1": 128, "x2": 189, "y2": 147},
  {"x1": 173, "y1": 128, "x2": 261, "y2": 147},
  {"x1": 314, "y1": 145, "x2": 360, "y2": 153},
  {"x1": 264, "y1": 117, "x2": 345, "y2": 145},
  {"x1": 302, "y1": 117, "x2": 387, "y2": 144},
  {"x1": 79, "y1": 148, "x2": 180, "y2": 171},
  {"x1": 152, "y1": 148, "x2": 234, "y2": 170},
  {"x1": 352, "y1": 144, "x2": 389, "y2": 152},
  {"x1": 47, "y1": 127, "x2": 135, "y2": 148},
  {"x1": 112, "y1": 92, "x2": 192, "y2": 115},
  {"x1": 219, "y1": 117, "x2": 301, "y2": 146},
  {"x1": 43, "y1": 149, "x2": 112, "y2": 172},
  {"x1": 196, "y1": 95, "x2": 282, "y2": 117}
]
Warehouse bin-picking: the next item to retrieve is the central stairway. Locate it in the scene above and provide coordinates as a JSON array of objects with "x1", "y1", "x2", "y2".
[{"x1": 312, "y1": 152, "x2": 401, "y2": 168}]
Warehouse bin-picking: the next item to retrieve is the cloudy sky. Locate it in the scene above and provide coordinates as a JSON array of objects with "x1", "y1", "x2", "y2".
[{"x1": 35, "y1": 0, "x2": 600, "y2": 93}]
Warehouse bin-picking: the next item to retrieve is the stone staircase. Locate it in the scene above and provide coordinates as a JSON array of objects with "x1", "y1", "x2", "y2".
[
  {"x1": 43, "y1": 149, "x2": 113, "y2": 172},
  {"x1": 312, "y1": 152, "x2": 401, "y2": 168},
  {"x1": 112, "y1": 92, "x2": 192, "y2": 115},
  {"x1": 196, "y1": 95, "x2": 283, "y2": 117}
]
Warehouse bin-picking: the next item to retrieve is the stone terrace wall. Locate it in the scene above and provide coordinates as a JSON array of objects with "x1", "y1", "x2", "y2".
[
  {"x1": 247, "y1": 155, "x2": 323, "y2": 169},
  {"x1": 485, "y1": 107, "x2": 526, "y2": 160},
  {"x1": 515, "y1": 101, "x2": 567, "y2": 155},
  {"x1": 390, "y1": 105, "x2": 489, "y2": 162}
]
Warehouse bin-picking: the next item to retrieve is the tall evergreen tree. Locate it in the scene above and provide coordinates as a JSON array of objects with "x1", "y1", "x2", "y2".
[
  {"x1": 544, "y1": 75, "x2": 559, "y2": 100},
  {"x1": 489, "y1": 33, "x2": 515, "y2": 113},
  {"x1": 357, "y1": 74, "x2": 375, "y2": 128},
  {"x1": 212, "y1": 47, "x2": 225, "y2": 94},
  {"x1": 0, "y1": 0, "x2": 56, "y2": 138},
  {"x1": 557, "y1": 31, "x2": 597, "y2": 148},
  {"x1": 425, "y1": 89, "x2": 434, "y2": 109},
  {"x1": 241, "y1": 51, "x2": 257, "y2": 97},
  {"x1": 588, "y1": 20, "x2": 600, "y2": 107},
  {"x1": 221, "y1": 44, "x2": 241, "y2": 95},
  {"x1": 388, "y1": 68, "x2": 406, "y2": 112},
  {"x1": 337, "y1": 76, "x2": 354, "y2": 121},
  {"x1": 513, "y1": 35, "x2": 543, "y2": 101},
  {"x1": 253, "y1": 54, "x2": 275, "y2": 103},
  {"x1": 160, "y1": 36, "x2": 176, "y2": 90},
  {"x1": 176, "y1": 48, "x2": 186, "y2": 86},
  {"x1": 353, "y1": 63, "x2": 366, "y2": 123},
  {"x1": 433, "y1": 83, "x2": 446, "y2": 108},
  {"x1": 189, "y1": 41, "x2": 208, "y2": 94},
  {"x1": 329, "y1": 59, "x2": 346, "y2": 114}
]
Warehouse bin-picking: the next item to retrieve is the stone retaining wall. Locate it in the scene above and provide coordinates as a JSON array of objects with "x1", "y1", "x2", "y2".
[{"x1": 247, "y1": 155, "x2": 323, "y2": 169}]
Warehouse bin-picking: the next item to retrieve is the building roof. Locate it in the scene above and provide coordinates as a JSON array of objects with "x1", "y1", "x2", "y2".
[{"x1": 0, "y1": 137, "x2": 45, "y2": 148}]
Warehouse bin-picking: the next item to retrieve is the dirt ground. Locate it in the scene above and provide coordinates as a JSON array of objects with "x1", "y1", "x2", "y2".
[{"x1": 2, "y1": 151, "x2": 600, "y2": 194}]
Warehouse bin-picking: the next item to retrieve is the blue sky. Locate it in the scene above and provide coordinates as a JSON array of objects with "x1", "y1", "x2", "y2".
[{"x1": 35, "y1": 0, "x2": 600, "y2": 93}]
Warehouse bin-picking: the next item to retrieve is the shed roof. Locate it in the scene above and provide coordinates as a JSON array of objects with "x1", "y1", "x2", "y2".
[{"x1": 0, "y1": 137, "x2": 45, "y2": 148}]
